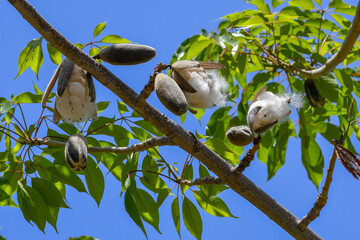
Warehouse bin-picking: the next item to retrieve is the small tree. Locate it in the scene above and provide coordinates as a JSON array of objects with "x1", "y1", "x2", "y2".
[{"x1": 1, "y1": 0, "x2": 360, "y2": 239}]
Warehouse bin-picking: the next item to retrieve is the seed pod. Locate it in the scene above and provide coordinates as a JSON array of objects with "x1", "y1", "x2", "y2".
[
  {"x1": 226, "y1": 126, "x2": 254, "y2": 146},
  {"x1": 93, "y1": 44, "x2": 156, "y2": 65},
  {"x1": 304, "y1": 78, "x2": 325, "y2": 107},
  {"x1": 155, "y1": 73, "x2": 188, "y2": 116},
  {"x1": 65, "y1": 134, "x2": 88, "y2": 171}
]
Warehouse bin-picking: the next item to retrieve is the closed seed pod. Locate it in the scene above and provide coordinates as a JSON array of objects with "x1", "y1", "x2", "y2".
[
  {"x1": 226, "y1": 126, "x2": 254, "y2": 146},
  {"x1": 304, "y1": 78, "x2": 325, "y2": 108},
  {"x1": 65, "y1": 134, "x2": 88, "y2": 171},
  {"x1": 93, "y1": 44, "x2": 156, "y2": 65},
  {"x1": 155, "y1": 73, "x2": 188, "y2": 116}
]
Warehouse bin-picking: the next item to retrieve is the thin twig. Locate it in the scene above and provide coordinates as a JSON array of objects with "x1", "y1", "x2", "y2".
[
  {"x1": 233, "y1": 136, "x2": 262, "y2": 175},
  {"x1": 136, "y1": 63, "x2": 169, "y2": 106},
  {"x1": 298, "y1": 149, "x2": 337, "y2": 231},
  {"x1": 31, "y1": 136, "x2": 175, "y2": 154},
  {"x1": 177, "y1": 176, "x2": 223, "y2": 186}
]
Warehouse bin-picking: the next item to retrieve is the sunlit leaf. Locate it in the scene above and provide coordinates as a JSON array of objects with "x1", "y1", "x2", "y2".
[
  {"x1": 171, "y1": 197, "x2": 181, "y2": 238},
  {"x1": 193, "y1": 190, "x2": 237, "y2": 218},
  {"x1": 183, "y1": 197, "x2": 202, "y2": 240},
  {"x1": 31, "y1": 178, "x2": 69, "y2": 208},
  {"x1": 100, "y1": 35, "x2": 131, "y2": 44},
  {"x1": 46, "y1": 165, "x2": 87, "y2": 193},
  {"x1": 93, "y1": 22, "x2": 106, "y2": 37},
  {"x1": 47, "y1": 43, "x2": 62, "y2": 65},
  {"x1": 85, "y1": 157, "x2": 105, "y2": 207},
  {"x1": 124, "y1": 190, "x2": 147, "y2": 238}
]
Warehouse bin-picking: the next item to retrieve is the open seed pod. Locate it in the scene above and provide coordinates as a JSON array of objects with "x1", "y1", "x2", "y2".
[
  {"x1": 93, "y1": 44, "x2": 156, "y2": 65},
  {"x1": 247, "y1": 86, "x2": 291, "y2": 134},
  {"x1": 65, "y1": 134, "x2": 88, "y2": 171},
  {"x1": 155, "y1": 73, "x2": 188, "y2": 116},
  {"x1": 170, "y1": 60, "x2": 227, "y2": 108},
  {"x1": 226, "y1": 126, "x2": 254, "y2": 146},
  {"x1": 42, "y1": 58, "x2": 98, "y2": 124}
]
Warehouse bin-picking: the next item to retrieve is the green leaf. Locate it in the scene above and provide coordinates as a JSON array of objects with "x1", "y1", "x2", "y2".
[
  {"x1": 198, "y1": 164, "x2": 228, "y2": 196},
  {"x1": 181, "y1": 164, "x2": 193, "y2": 194},
  {"x1": 289, "y1": 0, "x2": 315, "y2": 9},
  {"x1": 187, "y1": 35, "x2": 212, "y2": 60},
  {"x1": 301, "y1": 136, "x2": 324, "y2": 188},
  {"x1": 93, "y1": 22, "x2": 106, "y2": 37},
  {"x1": 258, "y1": 122, "x2": 293, "y2": 180},
  {"x1": 193, "y1": 109, "x2": 206, "y2": 122},
  {"x1": 46, "y1": 165, "x2": 87, "y2": 193},
  {"x1": 15, "y1": 37, "x2": 43, "y2": 79},
  {"x1": 206, "y1": 106, "x2": 231, "y2": 139},
  {"x1": 12, "y1": 92, "x2": 43, "y2": 103},
  {"x1": 171, "y1": 197, "x2": 181, "y2": 238},
  {"x1": 89, "y1": 47, "x2": 100, "y2": 57},
  {"x1": 354, "y1": 124, "x2": 360, "y2": 142},
  {"x1": 315, "y1": 76, "x2": 339, "y2": 102},
  {"x1": 193, "y1": 191, "x2": 237, "y2": 218},
  {"x1": 272, "y1": 0, "x2": 286, "y2": 8},
  {"x1": 183, "y1": 197, "x2": 202, "y2": 240},
  {"x1": 333, "y1": 69, "x2": 353, "y2": 92},
  {"x1": 0, "y1": 102, "x2": 12, "y2": 115},
  {"x1": 117, "y1": 101, "x2": 129, "y2": 114},
  {"x1": 141, "y1": 155, "x2": 168, "y2": 193},
  {"x1": 97, "y1": 101, "x2": 110, "y2": 113},
  {"x1": 205, "y1": 137, "x2": 242, "y2": 166},
  {"x1": 124, "y1": 190, "x2": 148, "y2": 238},
  {"x1": 100, "y1": 35, "x2": 131, "y2": 44},
  {"x1": 132, "y1": 188, "x2": 161, "y2": 233},
  {"x1": 1, "y1": 160, "x2": 21, "y2": 200},
  {"x1": 18, "y1": 184, "x2": 48, "y2": 232},
  {"x1": 31, "y1": 178, "x2": 69, "y2": 208},
  {"x1": 134, "y1": 120, "x2": 164, "y2": 137},
  {"x1": 30, "y1": 44, "x2": 44, "y2": 80},
  {"x1": 85, "y1": 157, "x2": 105, "y2": 207},
  {"x1": 250, "y1": 0, "x2": 270, "y2": 12},
  {"x1": 47, "y1": 43, "x2": 62, "y2": 65}
]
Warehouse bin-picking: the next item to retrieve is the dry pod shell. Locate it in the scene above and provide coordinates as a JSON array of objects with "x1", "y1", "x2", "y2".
[
  {"x1": 65, "y1": 134, "x2": 88, "y2": 171},
  {"x1": 304, "y1": 78, "x2": 325, "y2": 107},
  {"x1": 42, "y1": 58, "x2": 97, "y2": 124},
  {"x1": 93, "y1": 44, "x2": 156, "y2": 65},
  {"x1": 226, "y1": 126, "x2": 254, "y2": 146},
  {"x1": 155, "y1": 73, "x2": 188, "y2": 116}
]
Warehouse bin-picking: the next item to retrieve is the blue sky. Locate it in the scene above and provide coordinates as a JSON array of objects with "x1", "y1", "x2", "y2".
[{"x1": 0, "y1": 0, "x2": 360, "y2": 239}]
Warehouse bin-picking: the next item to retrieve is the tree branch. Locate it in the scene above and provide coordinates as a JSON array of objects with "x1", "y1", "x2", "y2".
[
  {"x1": 32, "y1": 136, "x2": 175, "y2": 154},
  {"x1": 233, "y1": 136, "x2": 262, "y2": 175},
  {"x1": 298, "y1": 149, "x2": 337, "y2": 231},
  {"x1": 293, "y1": 0, "x2": 360, "y2": 78},
  {"x1": 8, "y1": 1, "x2": 322, "y2": 239},
  {"x1": 178, "y1": 176, "x2": 224, "y2": 186}
]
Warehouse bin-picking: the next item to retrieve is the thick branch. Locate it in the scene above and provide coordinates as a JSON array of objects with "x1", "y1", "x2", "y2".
[
  {"x1": 233, "y1": 136, "x2": 262, "y2": 175},
  {"x1": 32, "y1": 136, "x2": 175, "y2": 154},
  {"x1": 298, "y1": 149, "x2": 337, "y2": 230},
  {"x1": 178, "y1": 176, "x2": 223, "y2": 186},
  {"x1": 8, "y1": 1, "x2": 322, "y2": 239},
  {"x1": 294, "y1": 0, "x2": 360, "y2": 78}
]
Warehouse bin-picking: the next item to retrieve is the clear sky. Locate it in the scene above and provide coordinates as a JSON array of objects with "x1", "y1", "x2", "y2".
[{"x1": 0, "y1": 0, "x2": 360, "y2": 239}]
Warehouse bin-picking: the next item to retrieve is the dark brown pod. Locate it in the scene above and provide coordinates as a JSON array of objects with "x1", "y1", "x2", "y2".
[
  {"x1": 304, "y1": 78, "x2": 325, "y2": 107},
  {"x1": 65, "y1": 134, "x2": 88, "y2": 171},
  {"x1": 226, "y1": 126, "x2": 254, "y2": 146},
  {"x1": 155, "y1": 73, "x2": 188, "y2": 116},
  {"x1": 93, "y1": 44, "x2": 156, "y2": 65}
]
